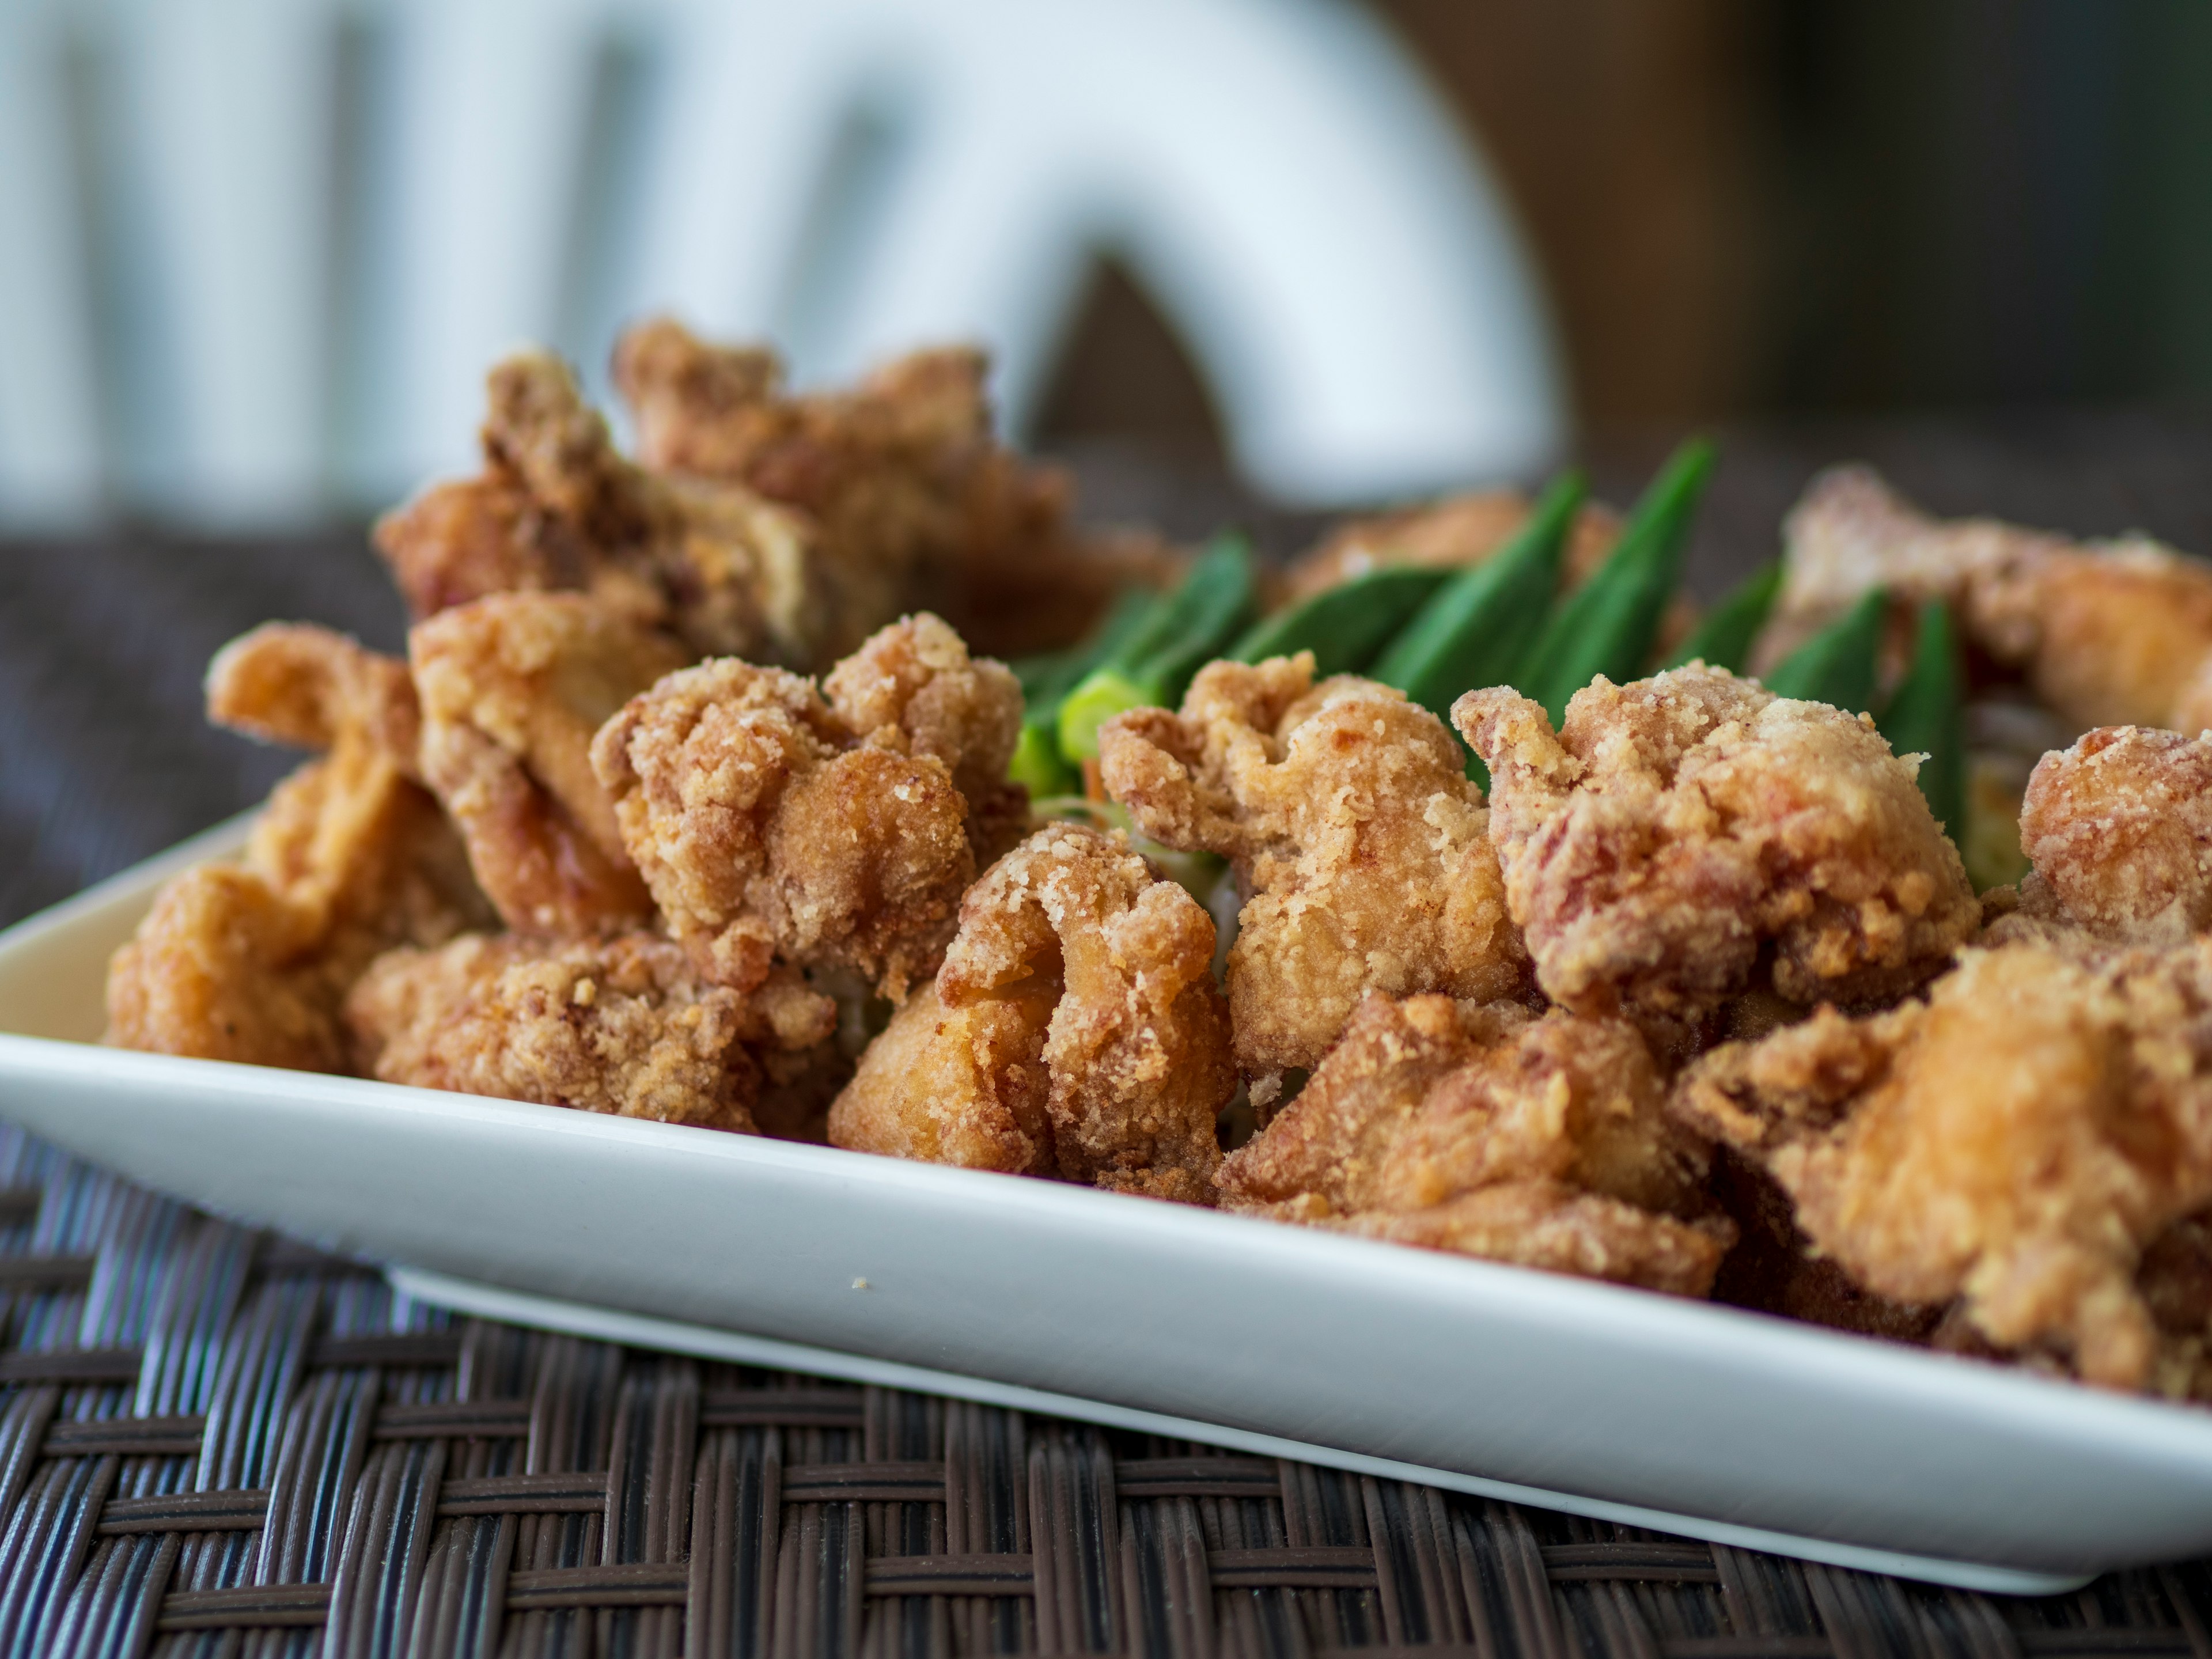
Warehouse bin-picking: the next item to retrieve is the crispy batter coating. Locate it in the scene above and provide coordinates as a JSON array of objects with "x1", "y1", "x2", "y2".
[
  {"x1": 412, "y1": 593, "x2": 685, "y2": 936},
  {"x1": 821, "y1": 610, "x2": 1028, "y2": 863},
  {"x1": 1099, "y1": 656, "x2": 1528, "y2": 1080},
  {"x1": 206, "y1": 623, "x2": 421, "y2": 769},
  {"x1": 1781, "y1": 465, "x2": 2212, "y2": 732},
  {"x1": 612, "y1": 316, "x2": 1145, "y2": 660},
  {"x1": 2016, "y1": 726, "x2": 2212, "y2": 945},
  {"x1": 1673, "y1": 940, "x2": 2212, "y2": 1389},
  {"x1": 590, "y1": 615, "x2": 1016, "y2": 997},
  {"x1": 1456, "y1": 666, "x2": 1978, "y2": 1030},
  {"x1": 374, "y1": 349, "x2": 831, "y2": 666},
  {"x1": 345, "y1": 932, "x2": 835, "y2": 1131},
  {"x1": 1219, "y1": 993, "x2": 1730, "y2": 1294},
  {"x1": 828, "y1": 824, "x2": 1234, "y2": 1202},
  {"x1": 107, "y1": 866, "x2": 347, "y2": 1072},
  {"x1": 109, "y1": 631, "x2": 491, "y2": 1069},
  {"x1": 823, "y1": 978, "x2": 1056, "y2": 1171}
]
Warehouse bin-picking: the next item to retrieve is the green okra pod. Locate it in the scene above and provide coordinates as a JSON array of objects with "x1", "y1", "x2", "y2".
[
  {"x1": 1371, "y1": 470, "x2": 1586, "y2": 722},
  {"x1": 1763, "y1": 586, "x2": 1887, "y2": 715},
  {"x1": 1877, "y1": 599, "x2": 1967, "y2": 838},
  {"x1": 1660, "y1": 559, "x2": 1783, "y2": 675},
  {"x1": 1521, "y1": 438, "x2": 1717, "y2": 725},
  {"x1": 1006, "y1": 586, "x2": 1158, "y2": 795},
  {"x1": 1230, "y1": 565, "x2": 1450, "y2": 676}
]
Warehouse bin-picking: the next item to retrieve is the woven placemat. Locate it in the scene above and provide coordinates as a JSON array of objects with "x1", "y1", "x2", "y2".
[{"x1": 0, "y1": 1123, "x2": 2191, "y2": 1659}]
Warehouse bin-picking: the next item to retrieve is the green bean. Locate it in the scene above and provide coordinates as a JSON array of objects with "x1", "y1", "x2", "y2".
[
  {"x1": 1006, "y1": 722, "x2": 1080, "y2": 797},
  {"x1": 1660, "y1": 559, "x2": 1782, "y2": 673},
  {"x1": 1521, "y1": 438, "x2": 1716, "y2": 725},
  {"x1": 1010, "y1": 586, "x2": 1154, "y2": 707},
  {"x1": 1372, "y1": 471, "x2": 1585, "y2": 721},
  {"x1": 1058, "y1": 535, "x2": 1257, "y2": 759},
  {"x1": 1877, "y1": 600, "x2": 1967, "y2": 839},
  {"x1": 1230, "y1": 565, "x2": 1450, "y2": 675},
  {"x1": 1763, "y1": 586, "x2": 1887, "y2": 714},
  {"x1": 1006, "y1": 588, "x2": 1156, "y2": 794}
]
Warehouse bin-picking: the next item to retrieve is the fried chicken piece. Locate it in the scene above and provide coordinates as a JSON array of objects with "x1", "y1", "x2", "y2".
[
  {"x1": 1219, "y1": 993, "x2": 1730, "y2": 1294},
  {"x1": 374, "y1": 349, "x2": 830, "y2": 666},
  {"x1": 820, "y1": 609, "x2": 1028, "y2": 864},
  {"x1": 612, "y1": 316, "x2": 1144, "y2": 660},
  {"x1": 827, "y1": 824, "x2": 1234, "y2": 1202},
  {"x1": 1098, "y1": 656, "x2": 1528, "y2": 1081},
  {"x1": 412, "y1": 593, "x2": 685, "y2": 936},
  {"x1": 204, "y1": 623, "x2": 486, "y2": 950},
  {"x1": 1673, "y1": 940, "x2": 2212, "y2": 1389},
  {"x1": 109, "y1": 629, "x2": 491, "y2": 1070},
  {"x1": 590, "y1": 614, "x2": 1017, "y2": 997},
  {"x1": 345, "y1": 931, "x2": 834, "y2": 1132},
  {"x1": 206, "y1": 623, "x2": 421, "y2": 768},
  {"x1": 1456, "y1": 666, "x2": 1977, "y2": 1033},
  {"x1": 1779, "y1": 466, "x2": 2212, "y2": 733},
  {"x1": 2014, "y1": 726, "x2": 2212, "y2": 946},
  {"x1": 107, "y1": 866, "x2": 349, "y2": 1071},
  {"x1": 823, "y1": 979, "x2": 1056, "y2": 1174}
]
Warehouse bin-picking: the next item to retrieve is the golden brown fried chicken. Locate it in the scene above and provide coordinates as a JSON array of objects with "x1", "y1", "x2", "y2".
[
  {"x1": 374, "y1": 349, "x2": 830, "y2": 666},
  {"x1": 827, "y1": 824, "x2": 1234, "y2": 1202},
  {"x1": 1673, "y1": 939, "x2": 2212, "y2": 1389},
  {"x1": 590, "y1": 614, "x2": 1017, "y2": 998},
  {"x1": 611, "y1": 316, "x2": 1157, "y2": 659},
  {"x1": 820, "y1": 608, "x2": 1027, "y2": 863},
  {"x1": 412, "y1": 592, "x2": 685, "y2": 936},
  {"x1": 107, "y1": 866, "x2": 350, "y2": 1072},
  {"x1": 108, "y1": 627, "x2": 491, "y2": 1070},
  {"x1": 1780, "y1": 465, "x2": 2212, "y2": 733},
  {"x1": 1219, "y1": 993, "x2": 1730, "y2": 1294},
  {"x1": 206, "y1": 623, "x2": 421, "y2": 768},
  {"x1": 2014, "y1": 726, "x2": 2212, "y2": 946},
  {"x1": 1098, "y1": 656, "x2": 1528, "y2": 1083},
  {"x1": 1456, "y1": 666, "x2": 1978, "y2": 1034},
  {"x1": 345, "y1": 931, "x2": 834, "y2": 1132}
]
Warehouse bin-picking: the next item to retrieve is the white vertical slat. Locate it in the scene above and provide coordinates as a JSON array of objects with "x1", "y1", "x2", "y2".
[
  {"x1": 620, "y1": 0, "x2": 868, "y2": 354},
  {"x1": 105, "y1": 0, "x2": 340, "y2": 524},
  {"x1": 823, "y1": 0, "x2": 1565, "y2": 500},
  {"x1": 371, "y1": 0, "x2": 603, "y2": 497},
  {"x1": 0, "y1": 0, "x2": 105, "y2": 528},
  {"x1": 794, "y1": 7, "x2": 1086, "y2": 415}
]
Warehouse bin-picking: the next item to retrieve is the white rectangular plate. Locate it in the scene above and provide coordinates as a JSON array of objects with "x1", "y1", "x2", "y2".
[{"x1": 3, "y1": 822, "x2": 2211, "y2": 1593}]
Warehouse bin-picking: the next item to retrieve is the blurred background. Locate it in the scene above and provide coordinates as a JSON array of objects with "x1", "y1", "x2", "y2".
[
  {"x1": 7, "y1": 0, "x2": 2212, "y2": 534},
  {"x1": 10, "y1": 0, "x2": 2212, "y2": 923}
]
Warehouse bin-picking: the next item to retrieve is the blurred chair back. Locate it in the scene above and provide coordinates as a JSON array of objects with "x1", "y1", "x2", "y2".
[{"x1": 0, "y1": 0, "x2": 1564, "y2": 529}]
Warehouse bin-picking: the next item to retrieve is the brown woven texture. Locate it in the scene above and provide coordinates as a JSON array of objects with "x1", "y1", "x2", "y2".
[{"x1": 0, "y1": 1127, "x2": 2196, "y2": 1658}]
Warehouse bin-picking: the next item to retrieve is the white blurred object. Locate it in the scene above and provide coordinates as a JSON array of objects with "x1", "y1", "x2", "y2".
[{"x1": 0, "y1": 0, "x2": 1566, "y2": 528}]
